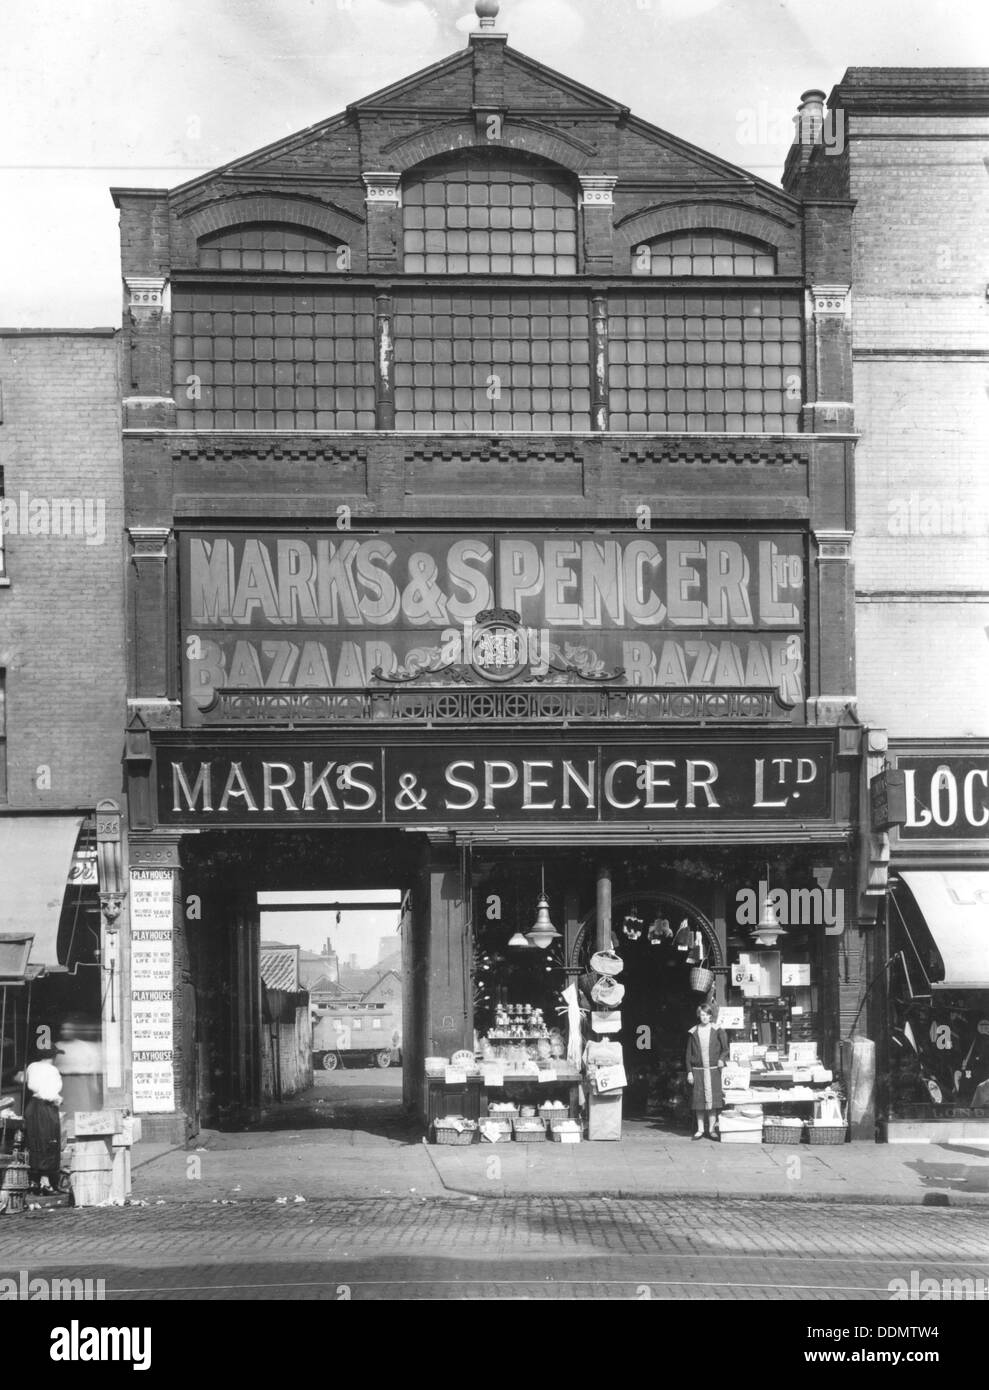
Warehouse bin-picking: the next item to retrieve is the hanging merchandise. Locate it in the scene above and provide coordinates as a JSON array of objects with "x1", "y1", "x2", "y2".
[
  {"x1": 685, "y1": 930, "x2": 704, "y2": 965},
  {"x1": 591, "y1": 976, "x2": 625, "y2": 1006},
  {"x1": 673, "y1": 921, "x2": 693, "y2": 953},
  {"x1": 590, "y1": 949, "x2": 624, "y2": 977},
  {"x1": 648, "y1": 916, "x2": 672, "y2": 946},
  {"x1": 621, "y1": 909, "x2": 643, "y2": 941},
  {"x1": 591, "y1": 1010, "x2": 622, "y2": 1034}
]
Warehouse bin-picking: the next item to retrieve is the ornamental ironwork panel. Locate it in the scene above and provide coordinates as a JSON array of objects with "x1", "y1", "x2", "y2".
[{"x1": 202, "y1": 686, "x2": 786, "y2": 726}]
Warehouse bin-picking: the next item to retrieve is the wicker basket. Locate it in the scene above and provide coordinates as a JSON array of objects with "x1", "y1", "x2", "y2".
[
  {"x1": 512, "y1": 1119, "x2": 548, "y2": 1142},
  {"x1": 434, "y1": 1119, "x2": 478, "y2": 1146},
  {"x1": 538, "y1": 1105, "x2": 568, "y2": 1125},
  {"x1": 488, "y1": 1104, "x2": 519, "y2": 1122},
  {"x1": 689, "y1": 966, "x2": 714, "y2": 994},
  {"x1": 763, "y1": 1121, "x2": 804, "y2": 1144},
  {"x1": 479, "y1": 1118, "x2": 513, "y2": 1143},
  {"x1": 807, "y1": 1124, "x2": 847, "y2": 1146}
]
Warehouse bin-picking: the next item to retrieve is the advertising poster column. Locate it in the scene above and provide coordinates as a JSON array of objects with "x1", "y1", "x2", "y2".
[{"x1": 129, "y1": 868, "x2": 176, "y2": 1113}]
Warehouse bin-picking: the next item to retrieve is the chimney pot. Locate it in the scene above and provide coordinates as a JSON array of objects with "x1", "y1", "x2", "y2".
[{"x1": 795, "y1": 88, "x2": 827, "y2": 146}]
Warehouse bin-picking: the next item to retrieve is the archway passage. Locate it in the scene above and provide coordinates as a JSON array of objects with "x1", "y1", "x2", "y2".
[{"x1": 575, "y1": 892, "x2": 720, "y2": 1128}]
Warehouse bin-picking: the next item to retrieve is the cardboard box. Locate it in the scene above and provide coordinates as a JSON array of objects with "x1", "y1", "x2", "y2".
[{"x1": 718, "y1": 1129, "x2": 763, "y2": 1144}]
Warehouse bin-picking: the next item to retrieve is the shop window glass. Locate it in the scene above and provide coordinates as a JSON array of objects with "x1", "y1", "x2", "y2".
[
  {"x1": 403, "y1": 154, "x2": 578, "y2": 274},
  {"x1": 198, "y1": 223, "x2": 344, "y2": 273},
  {"x1": 172, "y1": 289, "x2": 377, "y2": 429},
  {"x1": 608, "y1": 292, "x2": 802, "y2": 433},
  {"x1": 632, "y1": 232, "x2": 777, "y2": 277},
  {"x1": 393, "y1": 291, "x2": 591, "y2": 430}
]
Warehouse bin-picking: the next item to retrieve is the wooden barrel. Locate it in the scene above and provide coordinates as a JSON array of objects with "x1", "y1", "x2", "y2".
[{"x1": 70, "y1": 1138, "x2": 113, "y2": 1207}]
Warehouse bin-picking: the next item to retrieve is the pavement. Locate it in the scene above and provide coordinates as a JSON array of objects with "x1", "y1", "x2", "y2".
[{"x1": 120, "y1": 1070, "x2": 989, "y2": 1208}]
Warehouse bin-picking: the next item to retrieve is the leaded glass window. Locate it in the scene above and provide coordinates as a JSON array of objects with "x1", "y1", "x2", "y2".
[
  {"x1": 393, "y1": 292, "x2": 590, "y2": 430},
  {"x1": 172, "y1": 289, "x2": 376, "y2": 429},
  {"x1": 198, "y1": 224, "x2": 343, "y2": 273},
  {"x1": 632, "y1": 232, "x2": 777, "y2": 277},
  {"x1": 608, "y1": 293, "x2": 802, "y2": 433},
  {"x1": 403, "y1": 155, "x2": 578, "y2": 275}
]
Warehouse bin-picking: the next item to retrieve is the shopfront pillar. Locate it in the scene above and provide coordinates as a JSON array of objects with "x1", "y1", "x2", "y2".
[
  {"x1": 595, "y1": 862, "x2": 613, "y2": 952},
  {"x1": 426, "y1": 848, "x2": 472, "y2": 1058}
]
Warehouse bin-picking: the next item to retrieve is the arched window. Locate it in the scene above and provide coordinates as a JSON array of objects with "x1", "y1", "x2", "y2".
[
  {"x1": 632, "y1": 232, "x2": 777, "y2": 277},
  {"x1": 403, "y1": 153, "x2": 578, "y2": 275},
  {"x1": 198, "y1": 223, "x2": 344, "y2": 272}
]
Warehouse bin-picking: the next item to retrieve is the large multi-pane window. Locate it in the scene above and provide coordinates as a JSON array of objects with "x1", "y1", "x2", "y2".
[
  {"x1": 392, "y1": 292, "x2": 591, "y2": 430},
  {"x1": 403, "y1": 153, "x2": 578, "y2": 275},
  {"x1": 608, "y1": 293, "x2": 802, "y2": 432},
  {"x1": 198, "y1": 224, "x2": 343, "y2": 273},
  {"x1": 172, "y1": 290, "x2": 376, "y2": 429},
  {"x1": 632, "y1": 232, "x2": 777, "y2": 277}
]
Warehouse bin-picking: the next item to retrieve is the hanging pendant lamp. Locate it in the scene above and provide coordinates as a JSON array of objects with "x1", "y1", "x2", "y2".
[
  {"x1": 525, "y1": 865, "x2": 561, "y2": 950},
  {"x1": 751, "y1": 884, "x2": 787, "y2": 948}
]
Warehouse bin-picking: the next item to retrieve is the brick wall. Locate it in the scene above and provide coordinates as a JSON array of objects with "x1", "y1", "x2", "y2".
[
  {"x1": 848, "y1": 109, "x2": 989, "y2": 738},
  {"x1": 0, "y1": 331, "x2": 127, "y2": 807}
]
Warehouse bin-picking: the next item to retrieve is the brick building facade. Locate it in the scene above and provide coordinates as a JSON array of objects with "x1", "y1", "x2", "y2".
[
  {"x1": 0, "y1": 328, "x2": 127, "y2": 1118},
  {"x1": 788, "y1": 70, "x2": 989, "y2": 1141},
  {"x1": 109, "y1": 12, "x2": 882, "y2": 1144}
]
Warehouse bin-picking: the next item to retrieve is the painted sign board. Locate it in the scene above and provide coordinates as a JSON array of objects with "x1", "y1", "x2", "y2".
[
  {"x1": 156, "y1": 735, "x2": 834, "y2": 827},
  {"x1": 179, "y1": 531, "x2": 807, "y2": 722}
]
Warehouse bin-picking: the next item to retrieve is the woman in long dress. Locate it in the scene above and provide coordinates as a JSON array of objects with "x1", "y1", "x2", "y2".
[
  {"x1": 685, "y1": 1004, "x2": 729, "y2": 1139},
  {"x1": 23, "y1": 1049, "x2": 63, "y2": 1192}
]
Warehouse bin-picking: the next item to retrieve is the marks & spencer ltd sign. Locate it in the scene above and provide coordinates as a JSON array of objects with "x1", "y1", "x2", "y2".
[{"x1": 157, "y1": 736, "x2": 834, "y2": 827}]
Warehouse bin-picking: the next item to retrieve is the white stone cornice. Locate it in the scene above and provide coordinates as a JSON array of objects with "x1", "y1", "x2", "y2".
[
  {"x1": 811, "y1": 284, "x2": 851, "y2": 316},
  {"x1": 579, "y1": 175, "x2": 618, "y2": 208},
  {"x1": 362, "y1": 172, "x2": 402, "y2": 207},
  {"x1": 814, "y1": 529, "x2": 854, "y2": 560},
  {"x1": 128, "y1": 526, "x2": 171, "y2": 560},
  {"x1": 125, "y1": 276, "x2": 168, "y2": 311}
]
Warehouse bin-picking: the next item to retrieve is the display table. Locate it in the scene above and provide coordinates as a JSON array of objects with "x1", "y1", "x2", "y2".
[{"x1": 425, "y1": 1069, "x2": 581, "y2": 1135}]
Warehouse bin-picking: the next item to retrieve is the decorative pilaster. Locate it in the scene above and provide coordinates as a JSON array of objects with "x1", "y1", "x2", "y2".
[
  {"x1": 123, "y1": 274, "x2": 172, "y2": 414},
  {"x1": 128, "y1": 527, "x2": 172, "y2": 699},
  {"x1": 803, "y1": 284, "x2": 853, "y2": 433},
  {"x1": 363, "y1": 172, "x2": 402, "y2": 273},
  {"x1": 808, "y1": 528, "x2": 855, "y2": 726},
  {"x1": 579, "y1": 176, "x2": 617, "y2": 273}
]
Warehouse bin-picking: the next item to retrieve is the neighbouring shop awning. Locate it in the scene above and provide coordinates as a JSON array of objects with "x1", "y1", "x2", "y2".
[
  {"x1": 898, "y1": 870, "x2": 989, "y2": 991},
  {"x1": 0, "y1": 815, "x2": 83, "y2": 973}
]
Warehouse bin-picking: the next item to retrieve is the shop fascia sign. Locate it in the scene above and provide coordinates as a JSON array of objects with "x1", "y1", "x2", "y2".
[
  {"x1": 893, "y1": 753, "x2": 989, "y2": 840},
  {"x1": 179, "y1": 530, "x2": 807, "y2": 721},
  {"x1": 156, "y1": 736, "x2": 835, "y2": 827}
]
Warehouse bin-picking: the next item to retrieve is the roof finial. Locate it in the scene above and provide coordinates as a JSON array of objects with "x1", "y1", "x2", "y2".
[{"x1": 475, "y1": 0, "x2": 500, "y2": 30}]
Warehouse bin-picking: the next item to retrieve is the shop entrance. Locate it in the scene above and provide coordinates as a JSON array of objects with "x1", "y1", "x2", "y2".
[
  {"x1": 181, "y1": 829, "x2": 418, "y2": 1134},
  {"x1": 574, "y1": 891, "x2": 723, "y2": 1129}
]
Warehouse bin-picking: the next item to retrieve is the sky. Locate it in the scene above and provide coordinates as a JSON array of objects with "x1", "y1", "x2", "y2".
[
  {"x1": 259, "y1": 888, "x2": 403, "y2": 968},
  {"x1": 0, "y1": 0, "x2": 986, "y2": 326}
]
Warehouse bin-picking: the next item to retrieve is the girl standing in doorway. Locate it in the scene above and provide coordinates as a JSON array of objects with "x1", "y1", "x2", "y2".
[{"x1": 686, "y1": 1004, "x2": 729, "y2": 1139}]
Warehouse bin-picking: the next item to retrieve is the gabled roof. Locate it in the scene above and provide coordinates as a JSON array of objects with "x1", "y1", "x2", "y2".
[{"x1": 164, "y1": 42, "x2": 796, "y2": 208}]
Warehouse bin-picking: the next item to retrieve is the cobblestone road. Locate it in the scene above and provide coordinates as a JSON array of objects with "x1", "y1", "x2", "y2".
[{"x1": 1, "y1": 1197, "x2": 987, "y2": 1299}]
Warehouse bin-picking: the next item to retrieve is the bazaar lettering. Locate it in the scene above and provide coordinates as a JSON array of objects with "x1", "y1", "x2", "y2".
[
  {"x1": 184, "y1": 633, "x2": 804, "y2": 708},
  {"x1": 186, "y1": 535, "x2": 801, "y2": 630}
]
